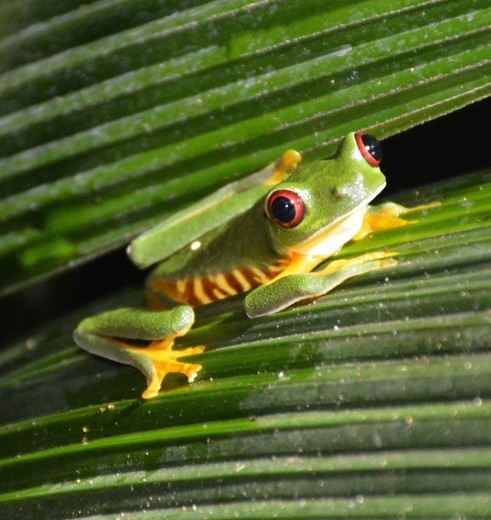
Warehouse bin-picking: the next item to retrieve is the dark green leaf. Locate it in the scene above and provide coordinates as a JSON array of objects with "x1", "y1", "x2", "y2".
[
  {"x1": 0, "y1": 170, "x2": 490, "y2": 518},
  {"x1": 1, "y1": 0, "x2": 490, "y2": 295}
]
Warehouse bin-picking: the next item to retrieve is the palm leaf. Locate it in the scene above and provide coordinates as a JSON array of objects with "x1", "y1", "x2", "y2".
[
  {"x1": 0, "y1": 1, "x2": 490, "y2": 518},
  {"x1": 0, "y1": 170, "x2": 490, "y2": 517},
  {"x1": 1, "y1": 0, "x2": 490, "y2": 295}
]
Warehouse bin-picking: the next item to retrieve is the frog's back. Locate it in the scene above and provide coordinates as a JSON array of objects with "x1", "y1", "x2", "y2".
[{"x1": 145, "y1": 204, "x2": 288, "y2": 307}]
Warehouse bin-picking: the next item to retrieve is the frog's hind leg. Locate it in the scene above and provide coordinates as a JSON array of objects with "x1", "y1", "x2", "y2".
[{"x1": 74, "y1": 306, "x2": 204, "y2": 399}]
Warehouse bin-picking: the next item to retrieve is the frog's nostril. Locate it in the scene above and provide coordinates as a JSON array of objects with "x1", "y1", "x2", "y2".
[{"x1": 331, "y1": 187, "x2": 344, "y2": 199}]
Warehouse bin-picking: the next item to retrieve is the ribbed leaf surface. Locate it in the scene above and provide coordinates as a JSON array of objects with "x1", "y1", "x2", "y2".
[
  {"x1": 0, "y1": 2, "x2": 490, "y2": 517},
  {"x1": 0, "y1": 170, "x2": 489, "y2": 518},
  {"x1": 1, "y1": 0, "x2": 490, "y2": 295}
]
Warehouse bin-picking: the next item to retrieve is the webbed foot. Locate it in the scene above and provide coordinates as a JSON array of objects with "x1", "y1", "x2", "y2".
[
  {"x1": 74, "y1": 305, "x2": 204, "y2": 399},
  {"x1": 353, "y1": 201, "x2": 439, "y2": 240},
  {"x1": 126, "y1": 339, "x2": 204, "y2": 399}
]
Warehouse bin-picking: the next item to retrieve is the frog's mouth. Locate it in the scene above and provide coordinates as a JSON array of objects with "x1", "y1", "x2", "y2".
[{"x1": 291, "y1": 185, "x2": 385, "y2": 257}]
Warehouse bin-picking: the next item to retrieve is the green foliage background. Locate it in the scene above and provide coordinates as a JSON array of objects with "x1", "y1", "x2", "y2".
[{"x1": 0, "y1": 1, "x2": 490, "y2": 518}]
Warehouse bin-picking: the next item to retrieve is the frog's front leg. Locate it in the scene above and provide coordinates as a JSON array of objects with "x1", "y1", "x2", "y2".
[
  {"x1": 245, "y1": 252, "x2": 396, "y2": 318},
  {"x1": 352, "y1": 201, "x2": 441, "y2": 240},
  {"x1": 74, "y1": 305, "x2": 204, "y2": 399}
]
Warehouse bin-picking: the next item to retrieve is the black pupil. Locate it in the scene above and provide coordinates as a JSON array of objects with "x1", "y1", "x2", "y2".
[
  {"x1": 271, "y1": 196, "x2": 296, "y2": 223},
  {"x1": 361, "y1": 134, "x2": 383, "y2": 162}
]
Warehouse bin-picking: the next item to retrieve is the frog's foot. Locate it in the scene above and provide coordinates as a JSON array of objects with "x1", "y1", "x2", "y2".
[
  {"x1": 74, "y1": 305, "x2": 204, "y2": 399},
  {"x1": 353, "y1": 201, "x2": 439, "y2": 241},
  {"x1": 264, "y1": 149, "x2": 302, "y2": 185},
  {"x1": 245, "y1": 251, "x2": 397, "y2": 318},
  {"x1": 85, "y1": 335, "x2": 205, "y2": 400},
  {"x1": 125, "y1": 339, "x2": 205, "y2": 399},
  {"x1": 316, "y1": 251, "x2": 398, "y2": 276}
]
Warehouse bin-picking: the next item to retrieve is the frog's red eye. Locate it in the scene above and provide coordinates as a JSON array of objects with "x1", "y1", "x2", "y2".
[
  {"x1": 266, "y1": 189, "x2": 305, "y2": 228},
  {"x1": 355, "y1": 132, "x2": 382, "y2": 167}
]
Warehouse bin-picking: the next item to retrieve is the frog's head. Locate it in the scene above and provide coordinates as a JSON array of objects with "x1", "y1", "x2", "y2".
[{"x1": 264, "y1": 132, "x2": 387, "y2": 256}]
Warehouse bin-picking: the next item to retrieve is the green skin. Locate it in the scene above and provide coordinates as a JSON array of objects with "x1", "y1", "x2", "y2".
[{"x1": 74, "y1": 132, "x2": 397, "y2": 398}]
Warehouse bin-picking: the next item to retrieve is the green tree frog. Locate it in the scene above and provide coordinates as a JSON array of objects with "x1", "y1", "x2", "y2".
[{"x1": 75, "y1": 132, "x2": 415, "y2": 399}]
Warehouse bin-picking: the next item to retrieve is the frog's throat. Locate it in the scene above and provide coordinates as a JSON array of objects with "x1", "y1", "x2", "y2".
[{"x1": 291, "y1": 186, "x2": 385, "y2": 257}]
